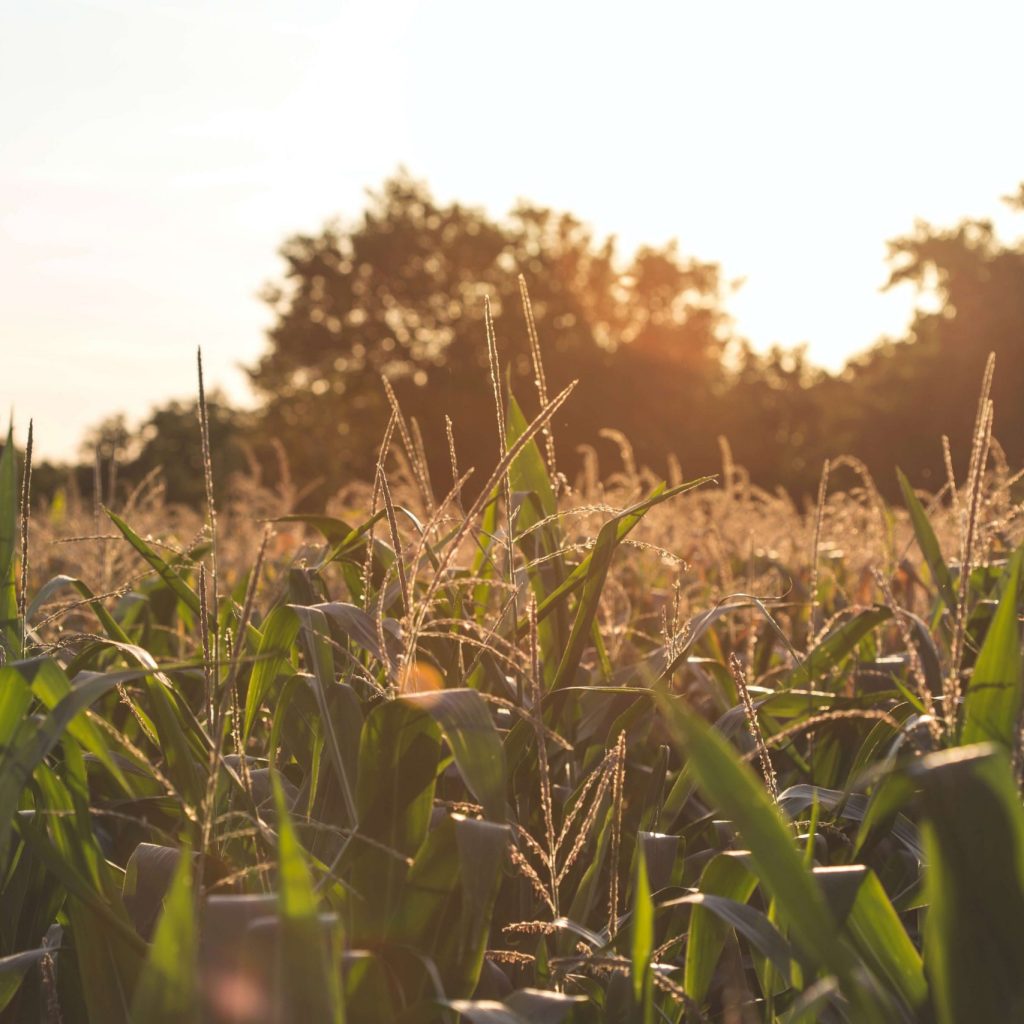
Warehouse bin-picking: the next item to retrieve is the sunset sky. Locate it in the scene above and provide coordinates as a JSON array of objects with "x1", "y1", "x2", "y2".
[{"x1": 4, "y1": 0, "x2": 1024, "y2": 461}]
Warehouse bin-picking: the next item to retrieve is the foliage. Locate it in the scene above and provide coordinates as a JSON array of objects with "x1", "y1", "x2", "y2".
[
  {"x1": 5, "y1": 305, "x2": 1024, "y2": 1022},
  {"x1": 27, "y1": 176, "x2": 1024, "y2": 509},
  {"x1": 250, "y1": 170, "x2": 733, "y2": 497},
  {"x1": 80, "y1": 398, "x2": 252, "y2": 507},
  {"x1": 833, "y1": 189, "x2": 1024, "y2": 492},
  {"x1": 248, "y1": 172, "x2": 1024, "y2": 501}
]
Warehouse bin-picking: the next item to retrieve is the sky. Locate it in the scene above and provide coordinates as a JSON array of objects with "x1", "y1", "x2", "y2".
[{"x1": 3, "y1": 0, "x2": 1024, "y2": 461}]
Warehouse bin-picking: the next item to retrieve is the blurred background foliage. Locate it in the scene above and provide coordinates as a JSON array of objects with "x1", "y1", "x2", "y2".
[{"x1": 21, "y1": 171, "x2": 1024, "y2": 507}]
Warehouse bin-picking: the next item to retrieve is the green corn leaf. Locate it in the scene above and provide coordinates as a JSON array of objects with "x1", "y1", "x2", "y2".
[
  {"x1": 243, "y1": 605, "x2": 300, "y2": 740},
  {"x1": 273, "y1": 770, "x2": 344, "y2": 1023},
  {"x1": 15, "y1": 810, "x2": 145, "y2": 946},
  {"x1": 20, "y1": 657, "x2": 129, "y2": 790},
  {"x1": 307, "y1": 682, "x2": 364, "y2": 847},
  {"x1": 275, "y1": 509, "x2": 387, "y2": 553},
  {"x1": 0, "y1": 422, "x2": 19, "y2": 656},
  {"x1": 440, "y1": 1000, "x2": 525, "y2": 1024},
  {"x1": 318, "y1": 600, "x2": 400, "y2": 671},
  {"x1": 469, "y1": 488, "x2": 502, "y2": 626},
  {"x1": 550, "y1": 478, "x2": 712, "y2": 690},
  {"x1": 684, "y1": 851, "x2": 759, "y2": 1006},
  {"x1": 779, "y1": 784, "x2": 923, "y2": 863},
  {"x1": 961, "y1": 548, "x2": 1023, "y2": 748},
  {"x1": 630, "y1": 841, "x2": 654, "y2": 1021},
  {"x1": 0, "y1": 669, "x2": 127, "y2": 869},
  {"x1": 506, "y1": 393, "x2": 558, "y2": 521},
  {"x1": 347, "y1": 700, "x2": 440, "y2": 935},
  {"x1": 505, "y1": 989, "x2": 588, "y2": 1023},
  {"x1": 778, "y1": 977, "x2": 844, "y2": 1024},
  {"x1": 65, "y1": 902, "x2": 139, "y2": 1024},
  {"x1": 897, "y1": 468, "x2": 957, "y2": 610},
  {"x1": 444, "y1": 988, "x2": 586, "y2": 1024},
  {"x1": 274, "y1": 771, "x2": 318, "y2": 922},
  {"x1": 0, "y1": 948, "x2": 50, "y2": 1014},
  {"x1": 129, "y1": 845, "x2": 199, "y2": 1024},
  {"x1": 912, "y1": 744, "x2": 1024, "y2": 1024},
  {"x1": 657, "y1": 694, "x2": 852, "y2": 979},
  {"x1": 71, "y1": 655, "x2": 205, "y2": 810},
  {"x1": 27, "y1": 573, "x2": 133, "y2": 646},
  {"x1": 0, "y1": 664, "x2": 33, "y2": 759},
  {"x1": 106, "y1": 508, "x2": 202, "y2": 617},
  {"x1": 405, "y1": 688, "x2": 507, "y2": 821},
  {"x1": 506, "y1": 392, "x2": 569, "y2": 661},
  {"x1": 291, "y1": 605, "x2": 358, "y2": 825},
  {"x1": 852, "y1": 772, "x2": 919, "y2": 862},
  {"x1": 451, "y1": 816, "x2": 512, "y2": 974},
  {"x1": 23, "y1": 761, "x2": 143, "y2": 1024},
  {"x1": 662, "y1": 890, "x2": 797, "y2": 983},
  {"x1": 783, "y1": 606, "x2": 892, "y2": 689},
  {"x1": 122, "y1": 843, "x2": 185, "y2": 940},
  {"x1": 815, "y1": 865, "x2": 926, "y2": 1011},
  {"x1": 526, "y1": 477, "x2": 712, "y2": 638},
  {"x1": 388, "y1": 813, "x2": 508, "y2": 1000}
]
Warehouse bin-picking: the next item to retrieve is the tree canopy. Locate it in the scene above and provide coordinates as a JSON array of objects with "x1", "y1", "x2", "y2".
[
  {"x1": 249, "y1": 172, "x2": 736, "y2": 498},
  {"x1": 834, "y1": 197, "x2": 1024, "y2": 488},
  {"x1": 37, "y1": 173, "x2": 1024, "y2": 508}
]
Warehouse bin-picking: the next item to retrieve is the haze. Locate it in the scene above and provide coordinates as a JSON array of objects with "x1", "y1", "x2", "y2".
[{"x1": 3, "y1": 0, "x2": 1023, "y2": 461}]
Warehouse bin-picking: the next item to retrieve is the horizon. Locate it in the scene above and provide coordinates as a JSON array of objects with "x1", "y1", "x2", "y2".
[{"x1": 4, "y1": 0, "x2": 1024, "y2": 461}]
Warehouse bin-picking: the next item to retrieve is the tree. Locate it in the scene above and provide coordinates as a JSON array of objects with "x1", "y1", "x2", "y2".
[
  {"x1": 836, "y1": 187, "x2": 1024, "y2": 492},
  {"x1": 129, "y1": 398, "x2": 250, "y2": 507},
  {"x1": 79, "y1": 399, "x2": 250, "y2": 508},
  {"x1": 722, "y1": 344, "x2": 831, "y2": 494},
  {"x1": 251, "y1": 171, "x2": 735, "y2": 499}
]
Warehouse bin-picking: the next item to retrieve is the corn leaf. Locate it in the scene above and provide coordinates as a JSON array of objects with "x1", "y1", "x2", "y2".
[
  {"x1": 551, "y1": 478, "x2": 711, "y2": 690},
  {"x1": 913, "y1": 744, "x2": 1024, "y2": 1023},
  {"x1": 657, "y1": 695, "x2": 852, "y2": 978},
  {"x1": 0, "y1": 422, "x2": 19, "y2": 656},
  {"x1": 684, "y1": 851, "x2": 759, "y2": 1006},
  {"x1": 630, "y1": 841, "x2": 654, "y2": 1021},
  {"x1": 897, "y1": 468, "x2": 957, "y2": 610},
  {"x1": 405, "y1": 689, "x2": 507, "y2": 821},
  {"x1": 129, "y1": 844, "x2": 199, "y2": 1023},
  {"x1": 961, "y1": 548, "x2": 1023, "y2": 748},
  {"x1": 273, "y1": 770, "x2": 344, "y2": 1023}
]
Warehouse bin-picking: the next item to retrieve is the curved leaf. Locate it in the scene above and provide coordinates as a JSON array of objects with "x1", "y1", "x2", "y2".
[{"x1": 405, "y1": 688, "x2": 507, "y2": 821}]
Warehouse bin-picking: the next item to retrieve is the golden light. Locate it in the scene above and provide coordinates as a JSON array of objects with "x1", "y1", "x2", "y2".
[{"x1": 400, "y1": 659, "x2": 445, "y2": 693}]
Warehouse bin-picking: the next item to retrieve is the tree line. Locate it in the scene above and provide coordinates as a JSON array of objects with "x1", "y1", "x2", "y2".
[{"x1": 34, "y1": 174, "x2": 1024, "y2": 507}]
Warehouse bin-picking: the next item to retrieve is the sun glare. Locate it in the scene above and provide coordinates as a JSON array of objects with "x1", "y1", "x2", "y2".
[{"x1": 3, "y1": 1, "x2": 1024, "y2": 457}]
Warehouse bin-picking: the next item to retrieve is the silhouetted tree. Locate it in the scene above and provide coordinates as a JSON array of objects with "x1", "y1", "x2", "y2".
[
  {"x1": 723, "y1": 344, "x2": 830, "y2": 493},
  {"x1": 78, "y1": 400, "x2": 249, "y2": 507},
  {"x1": 837, "y1": 186, "x2": 1024, "y2": 492},
  {"x1": 54, "y1": 176, "x2": 1024, "y2": 511},
  {"x1": 130, "y1": 398, "x2": 250, "y2": 506},
  {"x1": 251, "y1": 171, "x2": 735, "y2": 498}
]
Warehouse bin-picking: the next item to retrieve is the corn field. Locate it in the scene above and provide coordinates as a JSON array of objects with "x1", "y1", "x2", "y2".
[{"x1": 2, "y1": 338, "x2": 1024, "y2": 1024}]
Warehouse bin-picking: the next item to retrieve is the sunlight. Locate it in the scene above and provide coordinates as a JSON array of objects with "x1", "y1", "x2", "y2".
[{"x1": 3, "y1": 0, "x2": 1024, "y2": 457}]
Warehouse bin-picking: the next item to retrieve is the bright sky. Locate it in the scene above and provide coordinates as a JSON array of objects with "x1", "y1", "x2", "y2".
[{"x1": 4, "y1": 0, "x2": 1024, "y2": 461}]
